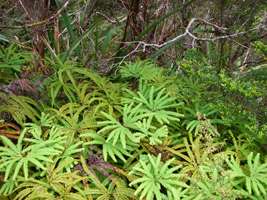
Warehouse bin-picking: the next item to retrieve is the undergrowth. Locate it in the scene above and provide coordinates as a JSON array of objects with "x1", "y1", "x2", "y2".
[{"x1": 0, "y1": 54, "x2": 267, "y2": 200}]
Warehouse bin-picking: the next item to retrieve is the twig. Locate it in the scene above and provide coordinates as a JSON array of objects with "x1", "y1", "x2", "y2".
[
  {"x1": 118, "y1": 17, "x2": 259, "y2": 61},
  {"x1": 95, "y1": 12, "x2": 126, "y2": 24},
  {"x1": 13, "y1": 0, "x2": 70, "y2": 28},
  {"x1": 242, "y1": 46, "x2": 251, "y2": 67},
  {"x1": 18, "y1": 0, "x2": 34, "y2": 21},
  {"x1": 117, "y1": 42, "x2": 143, "y2": 66}
]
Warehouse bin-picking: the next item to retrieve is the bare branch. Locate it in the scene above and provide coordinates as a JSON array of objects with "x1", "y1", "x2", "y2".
[
  {"x1": 18, "y1": 0, "x2": 34, "y2": 21},
  {"x1": 13, "y1": 0, "x2": 70, "y2": 28},
  {"x1": 118, "y1": 17, "x2": 259, "y2": 62}
]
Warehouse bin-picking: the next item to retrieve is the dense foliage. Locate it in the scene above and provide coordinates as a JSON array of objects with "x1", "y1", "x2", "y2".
[
  {"x1": 0, "y1": 0, "x2": 267, "y2": 199},
  {"x1": 0, "y1": 58, "x2": 266, "y2": 199}
]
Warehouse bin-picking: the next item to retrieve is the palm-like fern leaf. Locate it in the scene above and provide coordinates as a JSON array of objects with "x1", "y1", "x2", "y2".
[
  {"x1": 124, "y1": 84, "x2": 183, "y2": 124},
  {"x1": 227, "y1": 152, "x2": 267, "y2": 197},
  {"x1": 129, "y1": 154, "x2": 187, "y2": 200}
]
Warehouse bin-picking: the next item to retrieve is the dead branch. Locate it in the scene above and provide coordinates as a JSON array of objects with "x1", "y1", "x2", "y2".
[
  {"x1": 3, "y1": 0, "x2": 70, "y2": 29},
  {"x1": 119, "y1": 17, "x2": 259, "y2": 62}
]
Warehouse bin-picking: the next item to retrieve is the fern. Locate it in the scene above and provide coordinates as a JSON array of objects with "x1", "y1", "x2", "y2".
[
  {"x1": 80, "y1": 130, "x2": 132, "y2": 162},
  {"x1": 227, "y1": 152, "x2": 267, "y2": 197},
  {"x1": 0, "y1": 179, "x2": 17, "y2": 196},
  {"x1": 183, "y1": 103, "x2": 224, "y2": 139},
  {"x1": 167, "y1": 134, "x2": 228, "y2": 178},
  {"x1": 134, "y1": 117, "x2": 169, "y2": 145},
  {"x1": 14, "y1": 159, "x2": 86, "y2": 200},
  {"x1": 97, "y1": 111, "x2": 139, "y2": 149},
  {"x1": 120, "y1": 60, "x2": 163, "y2": 81},
  {"x1": 0, "y1": 44, "x2": 32, "y2": 73},
  {"x1": 0, "y1": 94, "x2": 40, "y2": 126},
  {"x1": 122, "y1": 103, "x2": 148, "y2": 129},
  {"x1": 129, "y1": 154, "x2": 187, "y2": 200},
  {"x1": 0, "y1": 126, "x2": 66, "y2": 181},
  {"x1": 80, "y1": 155, "x2": 136, "y2": 200},
  {"x1": 189, "y1": 165, "x2": 242, "y2": 200},
  {"x1": 85, "y1": 177, "x2": 136, "y2": 200},
  {"x1": 47, "y1": 66, "x2": 121, "y2": 107},
  {"x1": 0, "y1": 56, "x2": 266, "y2": 200},
  {"x1": 23, "y1": 112, "x2": 55, "y2": 139},
  {"x1": 124, "y1": 83, "x2": 183, "y2": 124}
]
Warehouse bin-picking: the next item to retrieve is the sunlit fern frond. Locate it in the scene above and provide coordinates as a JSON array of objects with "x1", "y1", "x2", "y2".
[
  {"x1": 123, "y1": 83, "x2": 183, "y2": 125},
  {"x1": 129, "y1": 154, "x2": 187, "y2": 200},
  {"x1": 14, "y1": 159, "x2": 86, "y2": 200},
  {"x1": 0, "y1": 93, "x2": 40, "y2": 126},
  {"x1": 227, "y1": 152, "x2": 267, "y2": 197}
]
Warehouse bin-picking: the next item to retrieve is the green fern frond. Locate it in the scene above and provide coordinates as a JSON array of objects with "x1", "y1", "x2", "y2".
[
  {"x1": 14, "y1": 159, "x2": 86, "y2": 200},
  {"x1": 98, "y1": 111, "x2": 138, "y2": 148},
  {"x1": 124, "y1": 84, "x2": 183, "y2": 124},
  {"x1": 129, "y1": 154, "x2": 187, "y2": 200},
  {"x1": 120, "y1": 60, "x2": 163, "y2": 81},
  {"x1": 134, "y1": 118, "x2": 168, "y2": 145},
  {"x1": 0, "y1": 94, "x2": 40, "y2": 126},
  {"x1": 80, "y1": 131, "x2": 132, "y2": 162},
  {"x1": 227, "y1": 152, "x2": 267, "y2": 197}
]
